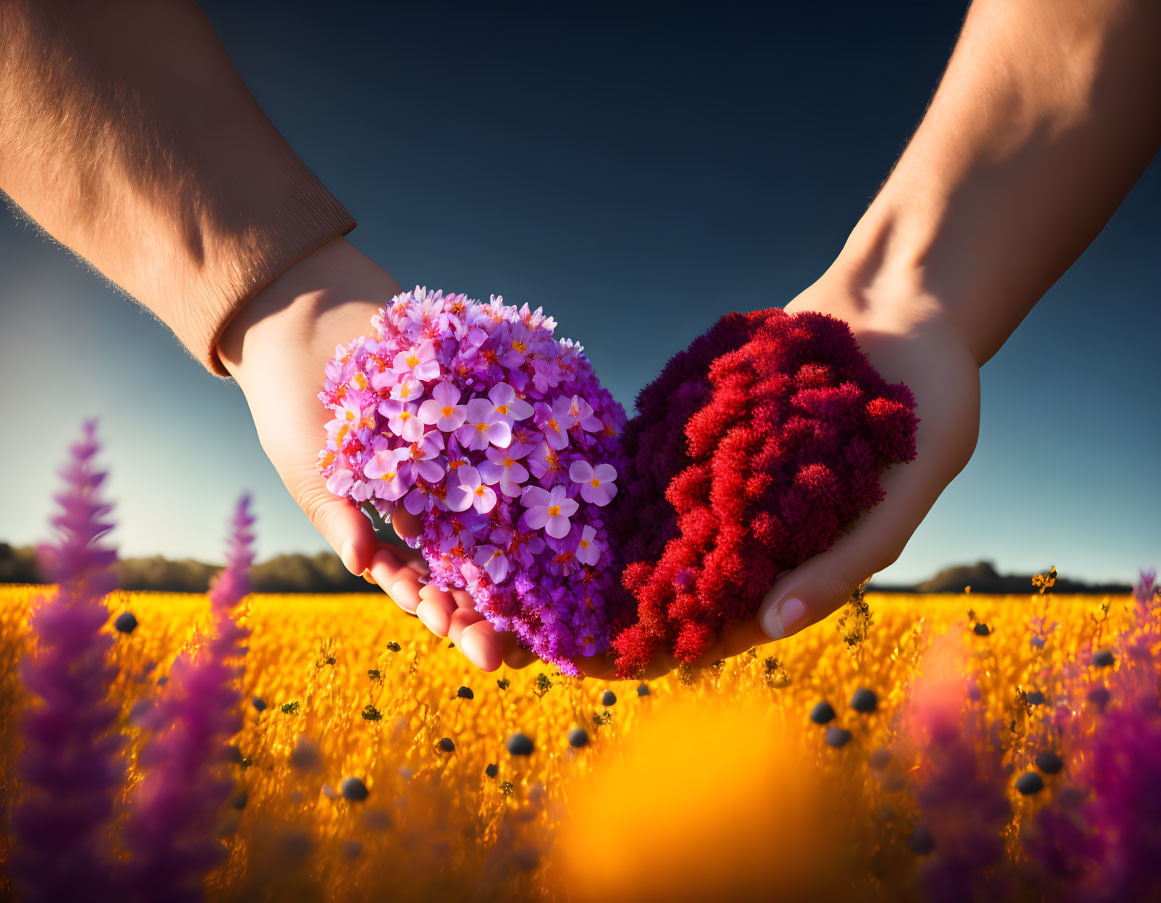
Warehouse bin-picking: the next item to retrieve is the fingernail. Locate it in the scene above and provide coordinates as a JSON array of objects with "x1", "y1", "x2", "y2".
[
  {"x1": 761, "y1": 597, "x2": 808, "y2": 640},
  {"x1": 340, "y1": 540, "x2": 359, "y2": 575}
]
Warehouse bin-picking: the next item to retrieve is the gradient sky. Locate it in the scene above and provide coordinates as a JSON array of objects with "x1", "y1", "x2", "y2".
[{"x1": 0, "y1": 1, "x2": 1157, "y2": 583}]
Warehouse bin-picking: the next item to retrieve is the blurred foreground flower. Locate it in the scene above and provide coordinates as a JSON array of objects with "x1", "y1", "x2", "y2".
[
  {"x1": 124, "y1": 496, "x2": 255, "y2": 902},
  {"x1": 553, "y1": 696, "x2": 868, "y2": 903},
  {"x1": 11, "y1": 421, "x2": 124, "y2": 903}
]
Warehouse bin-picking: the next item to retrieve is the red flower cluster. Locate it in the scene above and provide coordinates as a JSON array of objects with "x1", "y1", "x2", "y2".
[{"x1": 608, "y1": 308, "x2": 918, "y2": 676}]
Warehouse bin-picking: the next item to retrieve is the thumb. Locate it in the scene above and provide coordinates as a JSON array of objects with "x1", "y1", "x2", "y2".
[{"x1": 294, "y1": 476, "x2": 380, "y2": 578}]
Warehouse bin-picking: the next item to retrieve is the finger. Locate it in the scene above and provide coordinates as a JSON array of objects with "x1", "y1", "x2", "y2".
[
  {"x1": 447, "y1": 607, "x2": 487, "y2": 647},
  {"x1": 386, "y1": 574, "x2": 422, "y2": 613},
  {"x1": 459, "y1": 620, "x2": 504, "y2": 672},
  {"x1": 366, "y1": 545, "x2": 420, "y2": 587},
  {"x1": 392, "y1": 508, "x2": 424, "y2": 541},
  {"x1": 297, "y1": 483, "x2": 380, "y2": 578},
  {"x1": 418, "y1": 583, "x2": 459, "y2": 614},
  {"x1": 452, "y1": 588, "x2": 476, "y2": 610},
  {"x1": 416, "y1": 590, "x2": 456, "y2": 636},
  {"x1": 499, "y1": 633, "x2": 537, "y2": 670}
]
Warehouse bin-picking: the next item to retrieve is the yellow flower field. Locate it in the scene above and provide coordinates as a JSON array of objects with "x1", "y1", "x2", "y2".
[{"x1": 0, "y1": 584, "x2": 1144, "y2": 902}]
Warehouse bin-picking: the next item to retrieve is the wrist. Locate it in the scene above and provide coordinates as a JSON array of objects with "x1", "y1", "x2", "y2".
[
  {"x1": 817, "y1": 193, "x2": 983, "y2": 367},
  {"x1": 218, "y1": 237, "x2": 403, "y2": 392}
]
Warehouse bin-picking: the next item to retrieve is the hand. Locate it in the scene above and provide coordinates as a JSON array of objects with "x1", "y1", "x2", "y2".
[
  {"x1": 576, "y1": 267, "x2": 982, "y2": 680},
  {"x1": 684, "y1": 269, "x2": 981, "y2": 673},
  {"x1": 218, "y1": 238, "x2": 533, "y2": 671}
]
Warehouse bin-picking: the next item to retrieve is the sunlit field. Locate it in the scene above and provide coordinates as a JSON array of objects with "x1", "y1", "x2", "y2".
[{"x1": 3, "y1": 580, "x2": 1157, "y2": 902}]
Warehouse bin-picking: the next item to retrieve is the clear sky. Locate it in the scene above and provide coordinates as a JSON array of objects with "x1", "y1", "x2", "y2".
[{"x1": 0, "y1": 1, "x2": 1157, "y2": 583}]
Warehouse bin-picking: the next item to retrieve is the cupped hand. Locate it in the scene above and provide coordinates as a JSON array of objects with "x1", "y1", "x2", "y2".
[
  {"x1": 217, "y1": 238, "x2": 534, "y2": 671},
  {"x1": 576, "y1": 268, "x2": 982, "y2": 680}
]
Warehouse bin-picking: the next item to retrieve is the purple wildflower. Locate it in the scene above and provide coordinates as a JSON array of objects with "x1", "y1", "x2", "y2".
[
  {"x1": 11, "y1": 421, "x2": 124, "y2": 903},
  {"x1": 123, "y1": 496, "x2": 255, "y2": 902},
  {"x1": 902, "y1": 632, "x2": 1012, "y2": 903}
]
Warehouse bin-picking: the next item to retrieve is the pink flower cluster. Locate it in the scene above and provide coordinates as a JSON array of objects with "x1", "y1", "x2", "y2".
[{"x1": 317, "y1": 288, "x2": 627, "y2": 673}]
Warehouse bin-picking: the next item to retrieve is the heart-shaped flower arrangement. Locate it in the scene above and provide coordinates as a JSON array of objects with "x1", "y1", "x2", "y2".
[{"x1": 318, "y1": 289, "x2": 918, "y2": 677}]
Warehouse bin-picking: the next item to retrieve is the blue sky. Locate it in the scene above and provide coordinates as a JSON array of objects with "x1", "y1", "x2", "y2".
[{"x1": 0, "y1": 1, "x2": 1156, "y2": 583}]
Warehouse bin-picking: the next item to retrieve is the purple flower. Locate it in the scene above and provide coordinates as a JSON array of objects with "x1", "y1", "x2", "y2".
[
  {"x1": 485, "y1": 382, "x2": 534, "y2": 422},
  {"x1": 392, "y1": 340, "x2": 440, "y2": 381},
  {"x1": 363, "y1": 447, "x2": 413, "y2": 501},
  {"x1": 378, "y1": 399, "x2": 425, "y2": 442},
  {"x1": 521, "y1": 485, "x2": 578, "y2": 539},
  {"x1": 12, "y1": 421, "x2": 124, "y2": 903},
  {"x1": 456, "y1": 397, "x2": 513, "y2": 450},
  {"x1": 534, "y1": 397, "x2": 576, "y2": 451},
  {"x1": 446, "y1": 465, "x2": 497, "y2": 514},
  {"x1": 124, "y1": 496, "x2": 255, "y2": 902},
  {"x1": 576, "y1": 525, "x2": 602, "y2": 566},
  {"x1": 568, "y1": 459, "x2": 618, "y2": 506},
  {"x1": 480, "y1": 445, "x2": 531, "y2": 498},
  {"x1": 474, "y1": 545, "x2": 510, "y2": 583},
  {"x1": 417, "y1": 381, "x2": 467, "y2": 431}
]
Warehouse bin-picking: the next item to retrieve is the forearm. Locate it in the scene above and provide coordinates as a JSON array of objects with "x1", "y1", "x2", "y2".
[
  {"x1": 830, "y1": 0, "x2": 1161, "y2": 366},
  {"x1": 0, "y1": 0, "x2": 355, "y2": 374}
]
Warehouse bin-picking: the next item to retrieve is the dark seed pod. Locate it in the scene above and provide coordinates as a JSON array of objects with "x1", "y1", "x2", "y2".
[
  {"x1": 568, "y1": 728, "x2": 590, "y2": 748},
  {"x1": 636, "y1": 683, "x2": 651, "y2": 697},
  {"x1": 1057, "y1": 786, "x2": 1086, "y2": 809},
  {"x1": 1015, "y1": 772, "x2": 1044, "y2": 795},
  {"x1": 601, "y1": 690, "x2": 617, "y2": 706},
  {"x1": 457, "y1": 686, "x2": 474, "y2": 700},
  {"x1": 341, "y1": 776, "x2": 369, "y2": 802},
  {"x1": 1087, "y1": 686, "x2": 1111, "y2": 708},
  {"x1": 1025, "y1": 691, "x2": 1046, "y2": 706},
  {"x1": 437, "y1": 737, "x2": 455, "y2": 753},
  {"x1": 485, "y1": 763, "x2": 499, "y2": 778},
  {"x1": 1091, "y1": 649, "x2": 1115, "y2": 668},
  {"x1": 343, "y1": 840, "x2": 363, "y2": 860},
  {"x1": 252, "y1": 697, "x2": 267, "y2": 712},
  {"x1": 114, "y1": 612, "x2": 138, "y2": 634},
  {"x1": 850, "y1": 688, "x2": 878, "y2": 714},
  {"x1": 908, "y1": 825, "x2": 935, "y2": 855},
  {"x1": 507, "y1": 733, "x2": 534, "y2": 756},
  {"x1": 810, "y1": 701, "x2": 836, "y2": 725},
  {"x1": 868, "y1": 747, "x2": 892, "y2": 771},
  {"x1": 230, "y1": 790, "x2": 247, "y2": 810},
  {"x1": 1035, "y1": 750, "x2": 1063, "y2": 774},
  {"x1": 824, "y1": 726, "x2": 852, "y2": 748},
  {"x1": 973, "y1": 623, "x2": 991, "y2": 636}
]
